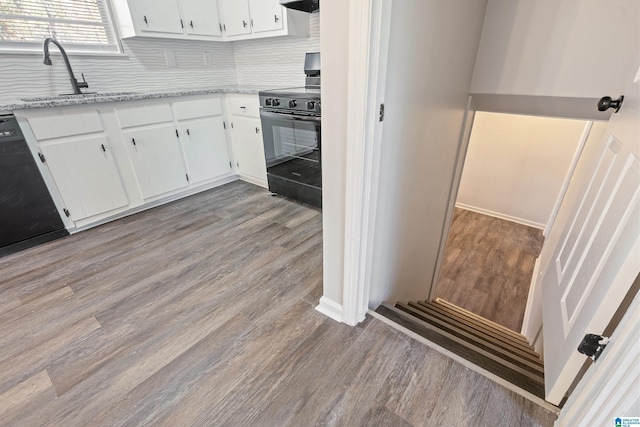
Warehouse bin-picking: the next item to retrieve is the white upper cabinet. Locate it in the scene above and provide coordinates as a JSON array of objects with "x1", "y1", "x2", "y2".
[
  {"x1": 219, "y1": 0, "x2": 252, "y2": 37},
  {"x1": 220, "y1": 0, "x2": 309, "y2": 40},
  {"x1": 132, "y1": 0, "x2": 183, "y2": 35},
  {"x1": 181, "y1": 0, "x2": 223, "y2": 37},
  {"x1": 114, "y1": 0, "x2": 223, "y2": 40},
  {"x1": 248, "y1": 0, "x2": 283, "y2": 33},
  {"x1": 113, "y1": 0, "x2": 308, "y2": 41}
]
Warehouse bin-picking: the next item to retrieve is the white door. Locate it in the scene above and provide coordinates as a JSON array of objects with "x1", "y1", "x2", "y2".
[
  {"x1": 248, "y1": 0, "x2": 283, "y2": 33},
  {"x1": 179, "y1": 116, "x2": 231, "y2": 184},
  {"x1": 40, "y1": 136, "x2": 128, "y2": 221},
  {"x1": 181, "y1": 0, "x2": 223, "y2": 37},
  {"x1": 219, "y1": 0, "x2": 251, "y2": 37},
  {"x1": 133, "y1": 0, "x2": 184, "y2": 35},
  {"x1": 540, "y1": 62, "x2": 640, "y2": 405},
  {"x1": 124, "y1": 125, "x2": 189, "y2": 199}
]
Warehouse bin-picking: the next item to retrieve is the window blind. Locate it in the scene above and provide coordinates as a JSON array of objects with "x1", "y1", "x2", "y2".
[{"x1": 0, "y1": 0, "x2": 120, "y2": 53}]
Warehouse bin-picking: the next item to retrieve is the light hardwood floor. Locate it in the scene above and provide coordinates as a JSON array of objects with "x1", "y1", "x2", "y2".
[
  {"x1": 435, "y1": 208, "x2": 545, "y2": 332},
  {"x1": 0, "y1": 182, "x2": 555, "y2": 426}
]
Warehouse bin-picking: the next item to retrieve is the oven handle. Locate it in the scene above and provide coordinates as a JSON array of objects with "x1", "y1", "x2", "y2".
[{"x1": 260, "y1": 110, "x2": 322, "y2": 122}]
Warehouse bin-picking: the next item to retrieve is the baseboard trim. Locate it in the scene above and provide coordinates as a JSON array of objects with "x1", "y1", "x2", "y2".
[
  {"x1": 315, "y1": 296, "x2": 343, "y2": 323},
  {"x1": 368, "y1": 308, "x2": 560, "y2": 415},
  {"x1": 71, "y1": 175, "x2": 239, "y2": 234},
  {"x1": 455, "y1": 203, "x2": 545, "y2": 230},
  {"x1": 239, "y1": 175, "x2": 268, "y2": 189}
]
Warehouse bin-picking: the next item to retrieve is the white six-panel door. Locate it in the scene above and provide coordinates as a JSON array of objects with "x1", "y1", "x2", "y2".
[{"x1": 540, "y1": 61, "x2": 640, "y2": 405}]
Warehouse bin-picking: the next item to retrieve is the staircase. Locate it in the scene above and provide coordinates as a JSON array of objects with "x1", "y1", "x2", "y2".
[{"x1": 376, "y1": 297, "x2": 545, "y2": 398}]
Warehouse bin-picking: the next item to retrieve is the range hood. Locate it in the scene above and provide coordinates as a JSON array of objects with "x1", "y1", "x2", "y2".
[{"x1": 280, "y1": 0, "x2": 319, "y2": 13}]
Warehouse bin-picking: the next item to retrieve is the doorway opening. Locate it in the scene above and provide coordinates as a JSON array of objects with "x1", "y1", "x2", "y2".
[{"x1": 432, "y1": 112, "x2": 609, "y2": 341}]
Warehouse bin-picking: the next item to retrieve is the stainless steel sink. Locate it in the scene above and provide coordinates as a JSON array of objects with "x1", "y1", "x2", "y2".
[{"x1": 21, "y1": 92, "x2": 137, "y2": 102}]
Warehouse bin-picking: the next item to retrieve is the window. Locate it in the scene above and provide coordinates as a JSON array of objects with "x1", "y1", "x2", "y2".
[{"x1": 0, "y1": 0, "x2": 120, "y2": 54}]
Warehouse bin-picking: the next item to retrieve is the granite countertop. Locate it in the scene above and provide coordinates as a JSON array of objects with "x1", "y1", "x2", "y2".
[{"x1": 0, "y1": 85, "x2": 267, "y2": 112}]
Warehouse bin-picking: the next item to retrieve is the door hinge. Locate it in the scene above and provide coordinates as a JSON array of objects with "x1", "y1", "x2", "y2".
[
  {"x1": 186, "y1": 174, "x2": 189, "y2": 182},
  {"x1": 578, "y1": 334, "x2": 610, "y2": 361},
  {"x1": 379, "y1": 103, "x2": 385, "y2": 122},
  {"x1": 63, "y1": 208, "x2": 70, "y2": 217},
  {"x1": 38, "y1": 152, "x2": 46, "y2": 163}
]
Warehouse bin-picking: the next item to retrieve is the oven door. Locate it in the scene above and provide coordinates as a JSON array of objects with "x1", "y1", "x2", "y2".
[{"x1": 259, "y1": 109, "x2": 322, "y2": 191}]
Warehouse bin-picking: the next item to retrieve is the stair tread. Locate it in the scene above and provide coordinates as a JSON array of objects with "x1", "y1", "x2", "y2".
[
  {"x1": 376, "y1": 304, "x2": 545, "y2": 399},
  {"x1": 410, "y1": 301, "x2": 538, "y2": 353},
  {"x1": 396, "y1": 303, "x2": 544, "y2": 373},
  {"x1": 433, "y1": 298, "x2": 531, "y2": 342}
]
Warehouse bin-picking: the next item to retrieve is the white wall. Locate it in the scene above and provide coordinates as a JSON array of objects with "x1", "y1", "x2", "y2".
[
  {"x1": 456, "y1": 112, "x2": 590, "y2": 229},
  {"x1": 319, "y1": 0, "x2": 349, "y2": 307},
  {"x1": 0, "y1": 15, "x2": 319, "y2": 99},
  {"x1": 367, "y1": 0, "x2": 488, "y2": 308},
  {"x1": 233, "y1": 14, "x2": 320, "y2": 87},
  {"x1": 471, "y1": 0, "x2": 640, "y2": 98},
  {"x1": 0, "y1": 38, "x2": 236, "y2": 99}
]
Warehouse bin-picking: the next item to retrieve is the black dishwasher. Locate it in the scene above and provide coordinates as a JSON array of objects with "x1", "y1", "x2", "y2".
[{"x1": 0, "y1": 115, "x2": 68, "y2": 257}]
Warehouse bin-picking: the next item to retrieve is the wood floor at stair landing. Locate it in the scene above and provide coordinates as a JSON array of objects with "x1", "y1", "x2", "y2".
[
  {"x1": 0, "y1": 181, "x2": 556, "y2": 426},
  {"x1": 435, "y1": 208, "x2": 545, "y2": 331}
]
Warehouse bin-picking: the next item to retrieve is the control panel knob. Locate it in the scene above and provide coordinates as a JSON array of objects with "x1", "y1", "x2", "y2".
[
  {"x1": 272, "y1": 98, "x2": 280, "y2": 107},
  {"x1": 265, "y1": 98, "x2": 272, "y2": 106},
  {"x1": 288, "y1": 100, "x2": 297, "y2": 108},
  {"x1": 306, "y1": 101, "x2": 315, "y2": 110}
]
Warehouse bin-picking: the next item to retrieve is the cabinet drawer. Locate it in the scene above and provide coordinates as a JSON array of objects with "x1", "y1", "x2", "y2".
[
  {"x1": 116, "y1": 103, "x2": 173, "y2": 128},
  {"x1": 226, "y1": 94, "x2": 260, "y2": 118},
  {"x1": 27, "y1": 109, "x2": 103, "y2": 140},
  {"x1": 173, "y1": 98, "x2": 223, "y2": 120}
]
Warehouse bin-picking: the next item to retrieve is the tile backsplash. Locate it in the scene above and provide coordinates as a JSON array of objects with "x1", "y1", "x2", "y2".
[{"x1": 0, "y1": 14, "x2": 319, "y2": 100}]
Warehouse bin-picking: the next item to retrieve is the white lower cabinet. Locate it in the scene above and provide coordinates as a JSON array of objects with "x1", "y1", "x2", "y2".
[
  {"x1": 39, "y1": 135, "x2": 128, "y2": 221},
  {"x1": 123, "y1": 124, "x2": 189, "y2": 199},
  {"x1": 231, "y1": 116, "x2": 267, "y2": 184},
  {"x1": 226, "y1": 94, "x2": 268, "y2": 187},
  {"x1": 16, "y1": 94, "x2": 248, "y2": 232},
  {"x1": 178, "y1": 116, "x2": 231, "y2": 184}
]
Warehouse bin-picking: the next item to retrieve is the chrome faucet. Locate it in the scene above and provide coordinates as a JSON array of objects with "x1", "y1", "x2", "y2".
[{"x1": 43, "y1": 38, "x2": 89, "y2": 95}]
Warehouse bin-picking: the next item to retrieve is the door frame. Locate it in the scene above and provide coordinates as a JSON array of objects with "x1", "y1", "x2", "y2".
[
  {"x1": 341, "y1": 0, "x2": 638, "y2": 412},
  {"x1": 341, "y1": 0, "x2": 391, "y2": 325}
]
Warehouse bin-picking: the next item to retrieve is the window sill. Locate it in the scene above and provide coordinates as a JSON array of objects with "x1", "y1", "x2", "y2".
[{"x1": 0, "y1": 48, "x2": 129, "y2": 60}]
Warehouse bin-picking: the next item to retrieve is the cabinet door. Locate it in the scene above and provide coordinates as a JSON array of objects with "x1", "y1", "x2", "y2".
[
  {"x1": 181, "y1": 0, "x2": 223, "y2": 37},
  {"x1": 248, "y1": 0, "x2": 284, "y2": 33},
  {"x1": 40, "y1": 136, "x2": 128, "y2": 221},
  {"x1": 132, "y1": 0, "x2": 184, "y2": 35},
  {"x1": 179, "y1": 116, "x2": 231, "y2": 184},
  {"x1": 232, "y1": 117, "x2": 267, "y2": 183},
  {"x1": 219, "y1": 0, "x2": 251, "y2": 36},
  {"x1": 124, "y1": 125, "x2": 189, "y2": 199}
]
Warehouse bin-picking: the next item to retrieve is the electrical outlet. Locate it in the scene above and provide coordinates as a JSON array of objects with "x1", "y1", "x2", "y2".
[{"x1": 164, "y1": 51, "x2": 177, "y2": 67}]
